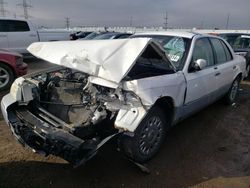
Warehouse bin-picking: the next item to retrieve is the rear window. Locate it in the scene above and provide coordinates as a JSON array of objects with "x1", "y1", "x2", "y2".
[{"x1": 0, "y1": 20, "x2": 30, "y2": 32}]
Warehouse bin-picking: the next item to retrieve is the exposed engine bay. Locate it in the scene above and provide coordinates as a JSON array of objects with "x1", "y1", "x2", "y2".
[{"x1": 7, "y1": 68, "x2": 144, "y2": 166}]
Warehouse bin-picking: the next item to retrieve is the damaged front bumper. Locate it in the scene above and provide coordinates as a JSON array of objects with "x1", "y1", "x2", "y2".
[{"x1": 1, "y1": 94, "x2": 119, "y2": 167}]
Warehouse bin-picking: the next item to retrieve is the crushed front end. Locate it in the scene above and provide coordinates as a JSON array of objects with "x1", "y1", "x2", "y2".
[{"x1": 1, "y1": 68, "x2": 145, "y2": 166}]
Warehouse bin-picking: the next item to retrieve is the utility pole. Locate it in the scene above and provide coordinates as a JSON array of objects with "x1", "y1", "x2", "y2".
[
  {"x1": 65, "y1": 17, "x2": 70, "y2": 30},
  {"x1": 17, "y1": 0, "x2": 32, "y2": 19},
  {"x1": 0, "y1": 0, "x2": 7, "y2": 17},
  {"x1": 164, "y1": 11, "x2": 168, "y2": 30},
  {"x1": 129, "y1": 16, "x2": 133, "y2": 27},
  {"x1": 226, "y1": 13, "x2": 230, "y2": 29}
]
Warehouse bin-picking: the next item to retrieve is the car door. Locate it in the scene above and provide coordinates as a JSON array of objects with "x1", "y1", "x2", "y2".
[
  {"x1": 6, "y1": 20, "x2": 38, "y2": 54},
  {"x1": 0, "y1": 20, "x2": 9, "y2": 49},
  {"x1": 209, "y1": 38, "x2": 235, "y2": 97},
  {"x1": 184, "y1": 37, "x2": 217, "y2": 113}
]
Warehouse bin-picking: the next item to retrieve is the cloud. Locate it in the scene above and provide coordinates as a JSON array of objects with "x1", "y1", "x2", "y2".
[{"x1": 4, "y1": 0, "x2": 250, "y2": 29}]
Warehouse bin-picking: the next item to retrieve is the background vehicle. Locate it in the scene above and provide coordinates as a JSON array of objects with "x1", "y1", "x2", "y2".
[
  {"x1": 219, "y1": 33, "x2": 250, "y2": 78},
  {"x1": 1, "y1": 33, "x2": 245, "y2": 166},
  {"x1": 78, "y1": 31, "x2": 108, "y2": 40},
  {"x1": 93, "y1": 32, "x2": 132, "y2": 40},
  {"x1": 0, "y1": 18, "x2": 71, "y2": 55},
  {"x1": 70, "y1": 31, "x2": 92, "y2": 40},
  {"x1": 0, "y1": 49, "x2": 27, "y2": 91}
]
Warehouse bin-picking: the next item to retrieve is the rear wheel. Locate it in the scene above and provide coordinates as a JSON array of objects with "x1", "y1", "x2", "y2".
[
  {"x1": 224, "y1": 77, "x2": 240, "y2": 104},
  {"x1": 121, "y1": 106, "x2": 168, "y2": 163},
  {"x1": 246, "y1": 64, "x2": 250, "y2": 79},
  {"x1": 0, "y1": 63, "x2": 14, "y2": 91}
]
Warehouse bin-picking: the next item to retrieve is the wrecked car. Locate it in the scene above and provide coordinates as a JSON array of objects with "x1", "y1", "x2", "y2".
[{"x1": 1, "y1": 33, "x2": 246, "y2": 167}]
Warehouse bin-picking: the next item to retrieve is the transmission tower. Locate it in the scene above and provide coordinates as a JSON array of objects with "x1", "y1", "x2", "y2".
[
  {"x1": 164, "y1": 11, "x2": 168, "y2": 30},
  {"x1": 0, "y1": 0, "x2": 7, "y2": 17},
  {"x1": 65, "y1": 17, "x2": 70, "y2": 29},
  {"x1": 17, "y1": 0, "x2": 32, "y2": 19}
]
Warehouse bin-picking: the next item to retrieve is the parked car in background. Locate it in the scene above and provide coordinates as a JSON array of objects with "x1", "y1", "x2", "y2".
[
  {"x1": 0, "y1": 18, "x2": 71, "y2": 55},
  {"x1": 79, "y1": 31, "x2": 108, "y2": 40},
  {"x1": 70, "y1": 31, "x2": 92, "y2": 40},
  {"x1": 0, "y1": 49, "x2": 27, "y2": 91},
  {"x1": 1, "y1": 32, "x2": 245, "y2": 167},
  {"x1": 93, "y1": 32, "x2": 132, "y2": 40},
  {"x1": 219, "y1": 33, "x2": 250, "y2": 78}
]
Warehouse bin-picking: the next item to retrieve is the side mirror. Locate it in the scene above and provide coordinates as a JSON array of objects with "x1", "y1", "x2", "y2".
[{"x1": 193, "y1": 59, "x2": 207, "y2": 71}]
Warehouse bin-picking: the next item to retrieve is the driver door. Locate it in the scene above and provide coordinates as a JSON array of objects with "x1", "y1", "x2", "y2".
[{"x1": 184, "y1": 37, "x2": 217, "y2": 112}]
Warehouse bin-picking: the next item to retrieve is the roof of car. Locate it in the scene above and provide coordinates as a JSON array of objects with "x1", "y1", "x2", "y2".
[
  {"x1": 220, "y1": 33, "x2": 250, "y2": 36},
  {"x1": 133, "y1": 31, "x2": 200, "y2": 39}
]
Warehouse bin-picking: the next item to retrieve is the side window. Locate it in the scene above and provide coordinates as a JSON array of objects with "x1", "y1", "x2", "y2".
[
  {"x1": 0, "y1": 20, "x2": 8, "y2": 32},
  {"x1": 210, "y1": 38, "x2": 228, "y2": 64},
  {"x1": 192, "y1": 38, "x2": 214, "y2": 67},
  {"x1": 220, "y1": 40, "x2": 233, "y2": 61},
  {"x1": 7, "y1": 20, "x2": 30, "y2": 32}
]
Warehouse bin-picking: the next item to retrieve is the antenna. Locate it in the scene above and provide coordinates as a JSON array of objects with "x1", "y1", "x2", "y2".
[
  {"x1": 17, "y1": 0, "x2": 32, "y2": 19},
  {"x1": 0, "y1": 0, "x2": 7, "y2": 17},
  {"x1": 164, "y1": 11, "x2": 168, "y2": 30},
  {"x1": 65, "y1": 17, "x2": 70, "y2": 30}
]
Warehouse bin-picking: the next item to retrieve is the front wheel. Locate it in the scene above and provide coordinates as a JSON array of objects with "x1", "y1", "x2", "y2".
[
  {"x1": 224, "y1": 77, "x2": 240, "y2": 104},
  {"x1": 121, "y1": 106, "x2": 168, "y2": 163}
]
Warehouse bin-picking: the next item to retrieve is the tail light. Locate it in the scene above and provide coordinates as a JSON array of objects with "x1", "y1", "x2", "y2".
[{"x1": 15, "y1": 56, "x2": 24, "y2": 66}]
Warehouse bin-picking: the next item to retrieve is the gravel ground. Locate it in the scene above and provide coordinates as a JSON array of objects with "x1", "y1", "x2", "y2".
[{"x1": 0, "y1": 59, "x2": 250, "y2": 188}]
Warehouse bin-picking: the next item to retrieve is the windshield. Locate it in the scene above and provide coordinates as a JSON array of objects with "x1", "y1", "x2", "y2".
[
  {"x1": 131, "y1": 35, "x2": 191, "y2": 70},
  {"x1": 94, "y1": 33, "x2": 117, "y2": 40},
  {"x1": 220, "y1": 34, "x2": 250, "y2": 49},
  {"x1": 81, "y1": 32, "x2": 105, "y2": 40}
]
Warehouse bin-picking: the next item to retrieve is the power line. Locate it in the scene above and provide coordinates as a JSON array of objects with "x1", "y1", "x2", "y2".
[
  {"x1": 17, "y1": 0, "x2": 32, "y2": 19},
  {"x1": 65, "y1": 17, "x2": 70, "y2": 30},
  {"x1": 0, "y1": 0, "x2": 7, "y2": 17}
]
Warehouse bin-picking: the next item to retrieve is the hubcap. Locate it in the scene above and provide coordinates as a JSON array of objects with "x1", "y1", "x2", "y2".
[
  {"x1": 230, "y1": 79, "x2": 239, "y2": 101},
  {"x1": 139, "y1": 116, "x2": 163, "y2": 156},
  {"x1": 0, "y1": 68, "x2": 10, "y2": 89}
]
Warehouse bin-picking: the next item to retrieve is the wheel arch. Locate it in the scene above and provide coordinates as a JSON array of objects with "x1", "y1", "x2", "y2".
[
  {"x1": 0, "y1": 61, "x2": 17, "y2": 78},
  {"x1": 153, "y1": 96, "x2": 175, "y2": 128}
]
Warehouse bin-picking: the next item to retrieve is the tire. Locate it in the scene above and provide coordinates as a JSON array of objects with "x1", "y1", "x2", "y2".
[
  {"x1": 121, "y1": 106, "x2": 168, "y2": 163},
  {"x1": 224, "y1": 77, "x2": 240, "y2": 104},
  {"x1": 0, "y1": 63, "x2": 15, "y2": 91},
  {"x1": 246, "y1": 64, "x2": 250, "y2": 79}
]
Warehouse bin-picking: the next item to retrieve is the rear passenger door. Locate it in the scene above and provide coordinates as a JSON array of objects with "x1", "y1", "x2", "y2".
[
  {"x1": 209, "y1": 38, "x2": 235, "y2": 96},
  {"x1": 6, "y1": 20, "x2": 38, "y2": 54}
]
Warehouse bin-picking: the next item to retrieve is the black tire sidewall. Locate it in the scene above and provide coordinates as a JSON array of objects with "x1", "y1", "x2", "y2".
[
  {"x1": 0, "y1": 63, "x2": 15, "y2": 91},
  {"x1": 225, "y1": 77, "x2": 240, "y2": 104},
  {"x1": 122, "y1": 106, "x2": 168, "y2": 163}
]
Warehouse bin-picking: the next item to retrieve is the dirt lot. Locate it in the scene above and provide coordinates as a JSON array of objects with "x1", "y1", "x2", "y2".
[{"x1": 0, "y1": 59, "x2": 250, "y2": 188}]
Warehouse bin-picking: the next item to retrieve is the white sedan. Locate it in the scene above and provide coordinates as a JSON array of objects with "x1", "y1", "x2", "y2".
[{"x1": 1, "y1": 32, "x2": 246, "y2": 167}]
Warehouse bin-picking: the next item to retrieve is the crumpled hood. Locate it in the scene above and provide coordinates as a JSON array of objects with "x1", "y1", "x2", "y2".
[{"x1": 27, "y1": 38, "x2": 152, "y2": 84}]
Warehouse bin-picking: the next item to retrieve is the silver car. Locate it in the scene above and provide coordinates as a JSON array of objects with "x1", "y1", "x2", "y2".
[{"x1": 1, "y1": 32, "x2": 246, "y2": 167}]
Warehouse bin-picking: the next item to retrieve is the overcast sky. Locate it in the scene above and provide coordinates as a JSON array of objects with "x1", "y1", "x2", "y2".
[{"x1": 3, "y1": 0, "x2": 250, "y2": 29}]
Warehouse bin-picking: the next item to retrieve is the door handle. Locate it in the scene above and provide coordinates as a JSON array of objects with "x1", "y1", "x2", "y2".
[
  {"x1": 214, "y1": 67, "x2": 218, "y2": 70},
  {"x1": 0, "y1": 34, "x2": 7, "y2": 37},
  {"x1": 29, "y1": 34, "x2": 37, "y2": 37},
  {"x1": 215, "y1": 72, "x2": 221, "y2": 76},
  {"x1": 233, "y1": 65, "x2": 237, "y2": 70}
]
